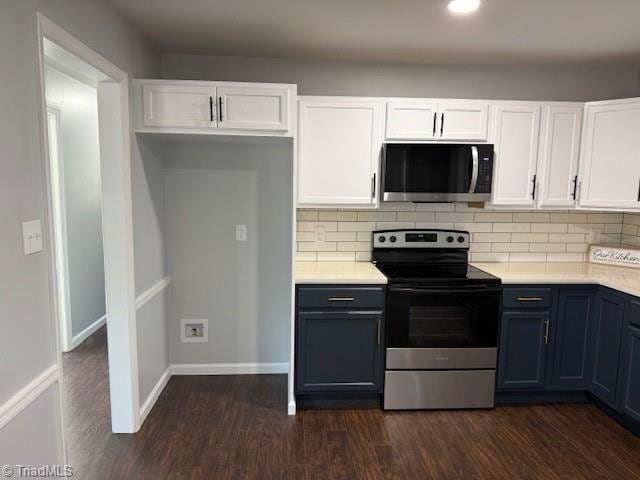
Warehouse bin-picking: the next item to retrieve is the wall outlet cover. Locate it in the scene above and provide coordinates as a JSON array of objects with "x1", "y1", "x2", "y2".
[
  {"x1": 235, "y1": 224, "x2": 247, "y2": 242},
  {"x1": 180, "y1": 318, "x2": 209, "y2": 343},
  {"x1": 22, "y1": 220, "x2": 43, "y2": 255}
]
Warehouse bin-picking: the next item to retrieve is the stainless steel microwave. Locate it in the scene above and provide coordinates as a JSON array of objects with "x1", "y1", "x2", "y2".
[{"x1": 381, "y1": 143, "x2": 494, "y2": 202}]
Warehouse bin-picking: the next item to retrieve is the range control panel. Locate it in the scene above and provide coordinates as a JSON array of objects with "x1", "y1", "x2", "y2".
[{"x1": 373, "y1": 229, "x2": 470, "y2": 249}]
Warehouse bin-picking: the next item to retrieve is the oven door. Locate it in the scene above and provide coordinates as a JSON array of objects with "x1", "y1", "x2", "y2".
[
  {"x1": 386, "y1": 284, "x2": 501, "y2": 370},
  {"x1": 382, "y1": 143, "x2": 493, "y2": 202}
]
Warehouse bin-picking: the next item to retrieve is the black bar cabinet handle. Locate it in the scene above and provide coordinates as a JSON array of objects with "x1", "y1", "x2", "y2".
[
  {"x1": 372, "y1": 173, "x2": 376, "y2": 199},
  {"x1": 531, "y1": 174, "x2": 537, "y2": 200},
  {"x1": 432, "y1": 112, "x2": 437, "y2": 136},
  {"x1": 218, "y1": 96, "x2": 223, "y2": 122},
  {"x1": 571, "y1": 175, "x2": 578, "y2": 200},
  {"x1": 440, "y1": 113, "x2": 445, "y2": 136},
  {"x1": 209, "y1": 96, "x2": 214, "y2": 122}
]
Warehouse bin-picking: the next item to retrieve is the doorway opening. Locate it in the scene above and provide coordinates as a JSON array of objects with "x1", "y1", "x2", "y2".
[{"x1": 36, "y1": 13, "x2": 140, "y2": 449}]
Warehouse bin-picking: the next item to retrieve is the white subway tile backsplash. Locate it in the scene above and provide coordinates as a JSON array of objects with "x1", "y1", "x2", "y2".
[
  {"x1": 297, "y1": 204, "x2": 627, "y2": 263},
  {"x1": 513, "y1": 213, "x2": 550, "y2": 223},
  {"x1": 326, "y1": 231, "x2": 357, "y2": 242},
  {"x1": 511, "y1": 233, "x2": 548, "y2": 243},
  {"x1": 548, "y1": 233, "x2": 586, "y2": 243},
  {"x1": 436, "y1": 212, "x2": 475, "y2": 222},
  {"x1": 492, "y1": 243, "x2": 529, "y2": 252},
  {"x1": 531, "y1": 223, "x2": 568, "y2": 233},
  {"x1": 319, "y1": 210, "x2": 358, "y2": 221},
  {"x1": 317, "y1": 252, "x2": 357, "y2": 261},
  {"x1": 397, "y1": 211, "x2": 436, "y2": 222},
  {"x1": 508, "y1": 253, "x2": 548, "y2": 262},
  {"x1": 357, "y1": 211, "x2": 396, "y2": 221},
  {"x1": 472, "y1": 233, "x2": 512, "y2": 243},
  {"x1": 492, "y1": 223, "x2": 531, "y2": 233}
]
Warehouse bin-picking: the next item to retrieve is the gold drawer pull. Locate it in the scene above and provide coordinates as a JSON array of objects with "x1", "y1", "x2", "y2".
[
  {"x1": 517, "y1": 297, "x2": 543, "y2": 301},
  {"x1": 544, "y1": 319, "x2": 550, "y2": 344},
  {"x1": 328, "y1": 297, "x2": 355, "y2": 302},
  {"x1": 377, "y1": 319, "x2": 381, "y2": 345}
]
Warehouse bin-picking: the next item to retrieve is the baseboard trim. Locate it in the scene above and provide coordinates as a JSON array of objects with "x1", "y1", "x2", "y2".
[
  {"x1": 171, "y1": 362, "x2": 289, "y2": 375},
  {"x1": 288, "y1": 401, "x2": 296, "y2": 416},
  {"x1": 136, "y1": 276, "x2": 170, "y2": 311},
  {"x1": 67, "y1": 314, "x2": 106, "y2": 352},
  {"x1": 0, "y1": 365, "x2": 59, "y2": 430},
  {"x1": 139, "y1": 367, "x2": 171, "y2": 424}
]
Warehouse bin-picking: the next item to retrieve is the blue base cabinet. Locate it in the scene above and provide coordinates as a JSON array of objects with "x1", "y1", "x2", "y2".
[
  {"x1": 497, "y1": 311, "x2": 548, "y2": 389},
  {"x1": 295, "y1": 285, "x2": 384, "y2": 397},
  {"x1": 620, "y1": 298, "x2": 640, "y2": 423},
  {"x1": 587, "y1": 289, "x2": 626, "y2": 408},
  {"x1": 497, "y1": 284, "x2": 640, "y2": 437},
  {"x1": 549, "y1": 288, "x2": 594, "y2": 390}
]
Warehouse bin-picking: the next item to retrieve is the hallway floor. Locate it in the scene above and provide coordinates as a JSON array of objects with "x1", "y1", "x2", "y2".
[{"x1": 62, "y1": 330, "x2": 640, "y2": 479}]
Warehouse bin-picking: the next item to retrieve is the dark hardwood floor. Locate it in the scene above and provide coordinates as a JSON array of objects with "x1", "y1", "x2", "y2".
[{"x1": 62, "y1": 329, "x2": 640, "y2": 479}]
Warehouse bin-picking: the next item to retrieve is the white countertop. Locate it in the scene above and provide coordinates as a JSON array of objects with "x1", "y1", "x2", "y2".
[
  {"x1": 295, "y1": 260, "x2": 640, "y2": 296},
  {"x1": 472, "y1": 262, "x2": 640, "y2": 298},
  {"x1": 295, "y1": 261, "x2": 387, "y2": 284}
]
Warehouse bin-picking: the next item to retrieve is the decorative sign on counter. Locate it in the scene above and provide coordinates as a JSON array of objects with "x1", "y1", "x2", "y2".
[{"x1": 589, "y1": 245, "x2": 640, "y2": 269}]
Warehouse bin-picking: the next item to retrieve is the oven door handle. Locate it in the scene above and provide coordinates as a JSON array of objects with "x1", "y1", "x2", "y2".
[{"x1": 388, "y1": 286, "x2": 502, "y2": 295}]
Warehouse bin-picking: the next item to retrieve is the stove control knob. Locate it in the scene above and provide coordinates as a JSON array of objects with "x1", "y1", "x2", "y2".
[
  {"x1": 458, "y1": 236, "x2": 466, "y2": 243},
  {"x1": 378, "y1": 235, "x2": 386, "y2": 243},
  {"x1": 446, "y1": 236, "x2": 454, "y2": 243},
  {"x1": 390, "y1": 236, "x2": 397, "y2": 243}
]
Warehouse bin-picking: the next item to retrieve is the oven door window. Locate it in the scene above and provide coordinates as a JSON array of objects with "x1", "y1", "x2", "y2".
[{"x1": 387, "y1": 288, "x2": 500, "y2": 348}]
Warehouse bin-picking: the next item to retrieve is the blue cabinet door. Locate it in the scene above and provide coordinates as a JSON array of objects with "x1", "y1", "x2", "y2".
[
  {"x1": 497, "y1": 311, "x2": 548, "y2": 389},
  {"x1": 296, "y1": 311, "x2": 383, "y2": 393},
  {"x1": 588, "y1": 290, "x2": 625, "y2": 409},
  {"x1": 549, "y1": 288, "x2": 594, "y2": 390},
  {"x1": 620, "y1": 325, "x2": 640, "y2": 423}
]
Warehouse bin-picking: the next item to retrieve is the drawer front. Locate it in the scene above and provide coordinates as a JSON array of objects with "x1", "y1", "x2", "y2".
[
  {"x1": 298, "y1": 286, "x2": 385, "y2": 310},
  {"x1": 503, "y1": 288, "x2": 551, "y2": 309}
]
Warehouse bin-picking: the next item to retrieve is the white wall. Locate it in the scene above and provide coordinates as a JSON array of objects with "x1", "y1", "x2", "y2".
[
  {"x1": 163, "y1": 141, "x2": 293, "y2": 367},
  {"x1": 161, "y1": 54, "x2": 640, "y2": 101},
  {"x1": 133, "y1": 136, "x2": 169, "y2": 402},
  {"x1": 0, "y1": 0, "x2": 158, "y2": 466},
  {"x1": 44, "y1": 65, "x2": 106, "y2": 342}
]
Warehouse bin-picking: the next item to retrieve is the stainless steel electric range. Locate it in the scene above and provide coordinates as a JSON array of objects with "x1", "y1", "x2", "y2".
[{"x1": 372, "y1": 229, "x2": 502, "y2": 410}]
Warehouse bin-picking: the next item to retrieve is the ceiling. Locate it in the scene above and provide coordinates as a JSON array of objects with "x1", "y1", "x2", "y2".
[{"x1": 112, "y1": 0, "x2": 640, "y2": 65}]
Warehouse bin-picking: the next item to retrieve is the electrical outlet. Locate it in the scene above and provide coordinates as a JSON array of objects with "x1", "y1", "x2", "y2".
[
  {"x1": 314, "y1": 226, "x2": 326, "y2": 242},
  {"x1": 236, "y1": 224, "x2": 247, "y2": 242},
  {"x1": 180, "y1": 319, "x2": 208, "y2": 343},
  {"x1": 22, "y1": 220, "x2": 43, "y2": 255}
]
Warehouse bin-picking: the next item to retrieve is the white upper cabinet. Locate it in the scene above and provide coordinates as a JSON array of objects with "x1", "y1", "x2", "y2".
[
  {"x1": 537, "y1": 105, "x2": 583, "y2": 208},
  {"x1": 134, "y1": 80, "x2": 295, "y2": 136},
  {"x1": 438, "y1": 101, "x2": 489, "y2": 141},
  {"x1": 491, "y1": 103, "x2": 541, "y2": 207},
  {"x1": 579, "y1": 99, "x2": 640, "y2": 210},
  {"x1": 386, "y1": 101, "x2": 438, "y2": 140},
  {"x1": 298, "y1": 97, "x2": 384, "y2": 207},
  {"x1": 217, "y1": 85, "x2": 289, "y2": 131},
  {"x1": 142, "y1": 83, "x2": 216, "y2": 129},
  {"x1": 385, "y1": 100, "x2": 489, "y2": 141}
]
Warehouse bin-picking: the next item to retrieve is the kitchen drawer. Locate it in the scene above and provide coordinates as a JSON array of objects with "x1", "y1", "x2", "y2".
[
  {"x1": 503, "y1": 288, "x2": 552, "y2": 309},
  {"x1": 297, "y1": 286, "x2": 385, "y2": 310}
]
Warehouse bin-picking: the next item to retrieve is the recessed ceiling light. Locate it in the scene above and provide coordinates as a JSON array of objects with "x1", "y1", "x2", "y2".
[{"x1": 448, "y1": 0, "x2": 481, "y2": 14}]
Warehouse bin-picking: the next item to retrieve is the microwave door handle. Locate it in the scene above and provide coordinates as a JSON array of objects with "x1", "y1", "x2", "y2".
[{"x1": 468, "y1": 146, "x2": 479, "y2": 193}]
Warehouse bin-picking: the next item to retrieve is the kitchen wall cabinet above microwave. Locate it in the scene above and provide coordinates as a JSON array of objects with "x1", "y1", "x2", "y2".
[
  {"x1": 578, "y1": 98, "x2": 640, "y2": 211},
  {"x1": 133, "y1": 80, "x2": 296, "y2": 136},
  {"x1": 490, "y1": 102, "x2": 583, "y2": 209},
  {"x1": 385, "y1": 100, "x2": 490, "y2": 141}
]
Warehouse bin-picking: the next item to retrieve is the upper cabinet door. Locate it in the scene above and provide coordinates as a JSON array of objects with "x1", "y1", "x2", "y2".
[
  {"x1": 142, "y1": 83, "x2": 216, "y2": 129},
  {"x1": 217, "y1": 85, "x2": 289, "y2": 131},
  {"x1": 537, "y1": 105, "x2": 583, "y2": 208},
  {"x1": 298, "y1": 98, "x2": 384, "y2": 207},
  {"x1": 438, "y1": 101, "x2": 489, "y2": 141},
  {"x1": 579, "y1": 99, "x2": 640, "y2": 210},
  {"x1": 386, "y1": 101, "x2": 438, "y2": 140},
  {"x1": 491, "y1": 103, "x2": 541, "y2": 207}
]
